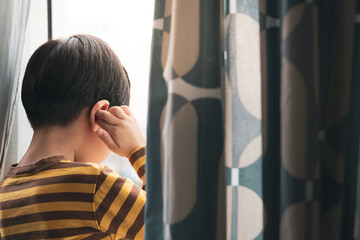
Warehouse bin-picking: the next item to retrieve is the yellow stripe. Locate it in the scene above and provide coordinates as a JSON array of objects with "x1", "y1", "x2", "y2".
[
  {"x1": 0, "y1": 183, "x2": 94, "y2": 201},
  {"x1": 50, "y1": 233, "x2": 94, "y2": 240},
  {"x1": 0, "y1": 201, "x2": 93, "y2": 218},
  {"x1": 132, "y1": 156, "x2": 145, "y2": 173},
  {"x1": 141, "y1": 175, "x2": 146, "y2": 188},
  {"x1": 117, "y1": 190, "x2": 146, "y2": 236},
  {"x1": 134, "y1": 225, "x2": 145, "y2": 240},
  {"x1": 94, "y1": 171, "x2": 119, "y2": 211},
  {"x1": 1, "y1": 165, "x2": 101, "y2": 187},
  {"x1": 51, "y1": 231, "x2": 114, "y2": 240},
  {"x1": 99, "y1": 179, "x2": 133, "y2": 230},
  {"x1": 127, "y1": 146, "x2": 146, "y2": 159},
  {"x1": 1, "y1": 219, "x2": 96, "y2": 236}
]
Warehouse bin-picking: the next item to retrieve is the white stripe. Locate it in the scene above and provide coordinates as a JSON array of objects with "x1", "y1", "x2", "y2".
[
  {"x1": 164, "y1": 224, "x2": 172, "y2": 240},
  {"x1": 169, "y1": 77, "x2": 222, "y2": 101},
  {"x1": 153, "y1": 18, "x2": 164, "y2": 30},
  {"x1": 229, "y1": 0, "x2": 237, "y2": 14},
  {"x1": 266, "y1": 16, "x2": 280, "y2": 28},
  {"x1": 231, "y1": 168, "x2": 239, "y2": 186}
]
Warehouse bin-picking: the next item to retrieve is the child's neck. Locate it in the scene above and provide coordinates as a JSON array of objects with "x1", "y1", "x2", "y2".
[{"x1": 18, "y1": 126, "x2": 77, "y2": 167}]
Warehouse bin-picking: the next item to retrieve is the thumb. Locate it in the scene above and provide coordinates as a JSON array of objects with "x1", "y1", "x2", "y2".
[{"x1": 96, "y1": 129, "x2": 118, "y2": 151}]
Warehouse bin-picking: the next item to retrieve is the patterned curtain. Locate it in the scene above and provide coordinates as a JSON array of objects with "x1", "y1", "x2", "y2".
[
  {"x1": 146, "y1": 0, "x2": 360, "y2": 239},
  {"x1": 0, "y1": 0, "x2": 31, "y2": 180},
  {"x1": 146, "y1": 0, "x2": 225, "y2": 239}
]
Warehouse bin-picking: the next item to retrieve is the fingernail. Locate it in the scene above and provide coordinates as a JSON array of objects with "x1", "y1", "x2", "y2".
[{"x1": 97, "y1": 129, "x2": 103, "y2": 136}]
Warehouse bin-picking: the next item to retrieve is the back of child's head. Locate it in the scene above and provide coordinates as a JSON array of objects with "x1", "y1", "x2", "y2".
[{"x1": 21, "y1": 34, "x2": 130, "y2": 130}]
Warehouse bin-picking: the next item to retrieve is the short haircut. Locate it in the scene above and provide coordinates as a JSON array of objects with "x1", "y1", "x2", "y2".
[{"x1": 21, "y1": 34, "x2": 130, "y2": 129}]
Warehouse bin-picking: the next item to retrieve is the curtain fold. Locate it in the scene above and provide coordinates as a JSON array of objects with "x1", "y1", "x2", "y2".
[
  {"x1": 224, "y1": 1, "x2": 263, "y2": 240},
  {"x1": 0, "y1": 0, "x2": 31, "y2": 180},
  {"x1": 146, "y1": 0, "x2": 360, "y2": 239},
  {"x1": 146, "y1": 0, "x2": 225, "y2": 239}
]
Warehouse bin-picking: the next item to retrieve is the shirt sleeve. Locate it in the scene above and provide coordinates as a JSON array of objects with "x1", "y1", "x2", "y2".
[
  {"x1": 127, "y1": 146, "x2": 146, "y2": 190},
  {"x1": 93, "y1": 166, "x2": 146, "y2": 240}
]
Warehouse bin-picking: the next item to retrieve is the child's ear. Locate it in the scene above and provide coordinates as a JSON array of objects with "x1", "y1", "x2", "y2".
[{"x1": 90, "y1": 100, "x2": 110, "y2": 132}]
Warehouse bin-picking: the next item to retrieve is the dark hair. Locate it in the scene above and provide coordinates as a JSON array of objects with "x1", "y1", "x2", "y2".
[{"x1": 21, "y1": 34, "x2": 130, "y2": 129}]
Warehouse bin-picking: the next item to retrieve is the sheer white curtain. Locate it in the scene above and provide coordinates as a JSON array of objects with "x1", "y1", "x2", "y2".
[{"x1": 0, "y1": 0, "x2": 31, "y2": 180}]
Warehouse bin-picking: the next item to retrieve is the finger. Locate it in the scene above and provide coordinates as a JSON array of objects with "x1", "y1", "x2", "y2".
[
  {"x1": 120, "y1": 105, "x2": 133, "y2": 116},
  {"x1": 96, "y1": 119, "x2": 115, "y2": 133},
  {"x1": 108, "y1": 106, "x2": 128, "y2": 119},
  {"x1": 96, "y1": 129, "x2": 118, "y2": 151},
  {"x1": 96, "y1": 110, "x2": 119, "y2": 125}
]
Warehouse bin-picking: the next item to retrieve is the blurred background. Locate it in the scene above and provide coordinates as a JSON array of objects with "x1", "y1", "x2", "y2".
[{"x1": 19, "y1": 0, "x2": 155, "y2": 186}]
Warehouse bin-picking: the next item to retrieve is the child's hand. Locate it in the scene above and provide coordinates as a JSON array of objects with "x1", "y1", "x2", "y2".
[{"x1": 95, "y1": 106, "x2": 146, "y2": 158}]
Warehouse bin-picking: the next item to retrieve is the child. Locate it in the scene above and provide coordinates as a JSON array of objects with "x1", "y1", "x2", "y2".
[{"x1": 0, "y1": 35, "x2": 146, "y2": 240}]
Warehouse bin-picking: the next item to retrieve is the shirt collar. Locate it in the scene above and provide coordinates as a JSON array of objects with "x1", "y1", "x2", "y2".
[{"x1": 6, "y1": 155, "x2": 69, "y2": 177}]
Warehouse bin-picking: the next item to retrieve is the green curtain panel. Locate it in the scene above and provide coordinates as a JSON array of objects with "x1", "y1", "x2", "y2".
[
  {"x1": 146, "y1": 0, "x2": 225, "y2": 239},
  {"x1": 146, "y1": 0, "x2": 360, "y2": 239}
]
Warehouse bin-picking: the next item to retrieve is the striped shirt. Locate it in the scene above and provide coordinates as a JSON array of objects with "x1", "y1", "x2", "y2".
[{"x1": 0, "y1": 146, "x2": 146, "y2": 240}]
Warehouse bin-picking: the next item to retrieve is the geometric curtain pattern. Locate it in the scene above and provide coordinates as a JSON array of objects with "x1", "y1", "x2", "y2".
[
  {"x1": 146, "y1": 0, "x2": 225, "y2": 239},
  {"x1": 225, "y1": 0, "x2": 263, "y2": 239},
  {"x1": 260, "y1": 0, "x2": 360, "y2": 239},
  {"x1": 146, "y1": 0, "x2": 360, "y2": 239}
]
